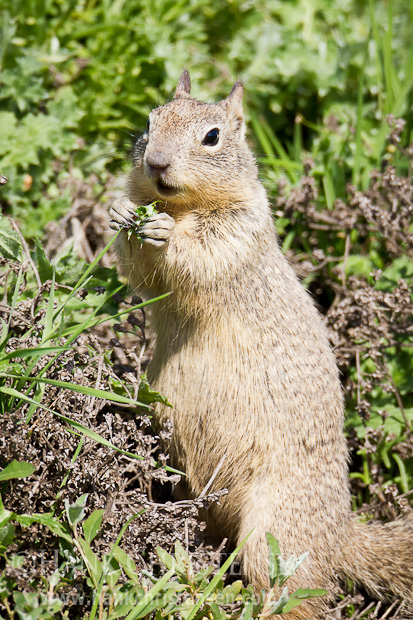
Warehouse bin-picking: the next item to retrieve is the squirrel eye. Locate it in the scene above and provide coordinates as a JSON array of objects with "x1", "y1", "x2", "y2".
[
  {"x1": 202, "y1": 128, "x2": 219, "y2": 146},
  {"x1": 146, "y1": 119, "x2": 150, "y2": 133}
]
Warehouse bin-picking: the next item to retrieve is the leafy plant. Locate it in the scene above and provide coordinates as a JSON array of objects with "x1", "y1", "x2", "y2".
[
  {"x1": 127, "y1": 201, "x2": 160, "y2": 241},
  {"x1": 0, "y1": 490, "x2": 326, "y2": 619},
  {"x1": 0, "y1": 220, "x2": 178, "y2": 472}
]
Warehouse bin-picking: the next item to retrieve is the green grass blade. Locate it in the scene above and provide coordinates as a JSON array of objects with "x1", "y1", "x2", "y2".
[
  {"x1": 252, "y1": 116, "x2": 297, "y2": 183},
  {"x1": 53, "y1": 230, "x2": 121, "y2": 322},
  {"x1": 0, "y1": 385, "x2": 145, "y2": 463},
  {"x1": 0, "y1": 385, "x2": 183, "y2": 474},
  {"x1": 251, "y1": 116, "x2": 275, "y2": 157},
  {"x1": 261, "y1": 117, "x2": 289, "y2": 160},
  {"x1": 2, "y1": 346, "x2": 71, "y2": 361},
  {"x1": 393, "y1": 453, "x2": 409, "y2": 494},
  {"x1": 258, "y1": 157, "x2": 302, "y2": 172},
  {"x1": 13, "y1": 284, "x2": 123, "y2": 406},
  {"x1": 25, "y1": 382, "x2": 45, "y2": 424},
  {"x1": 3, "y1": 373, "x2": 149, "y2": 408},
  {"x1": 0, "y1": 318, "x2": 8, "y2": 350},
  {"x1": 23, "y1": 284, "x2": 125, "y2": 398},
  {"x1": 54, "y1": 283, "x2": 125, "y2": 341},
  {"x1": 293, "y1": 117, "x2": 303, "y2": 161},
  {"x1": 391, "y1": 41, "x2": 413, "y2": 116},
  {"x1": 353, "y1": 47, "x2": 367, "y2": 187},
  {"x1": 368, "y1": 0, "x2": 384, "y2": 114},
  {"x1": 123, "y1": 568, "x2": 176, "y2": 620},
  {"x1": 9, "y1": 268, "x2": 23, "y2": 324},
  {"x1": 89, "y1": 511, "x2": 144, "y2": 620},
  {"x1": 322, "y1": 171, "x2": 335, "y2": 210},
  {"x1": 186, "y1": 532, "x2": 252, "y2": 620},
  {"x1": 52, "y1": 275, "x2": 93, "y2": 325},
  {"x1": 4, "y1": 345, "x2": 69, "y2": 416},
  {"x1": 42, "y1": 269, "x2": 55, "y2": 343},
  {"x1": 383, "y1": 0, "x2": 398, "y2": 111},
  {"x1": 1, "y1": 267, "x2": 24, "y2": 351},
  {"x1": 57, "y1": 291, "x2": 172, "y2": 338}
]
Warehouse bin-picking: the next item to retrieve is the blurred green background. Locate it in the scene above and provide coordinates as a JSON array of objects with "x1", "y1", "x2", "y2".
[{"x1": 0, "y1": 0, "x2": 412, "y2": 237}]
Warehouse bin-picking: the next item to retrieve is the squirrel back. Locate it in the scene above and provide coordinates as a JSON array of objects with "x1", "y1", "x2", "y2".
[{"x1": 111, "y1": 72, "x2": 413, "y2": 619}]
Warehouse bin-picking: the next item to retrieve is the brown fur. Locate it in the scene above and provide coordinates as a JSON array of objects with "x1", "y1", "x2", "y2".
[{"x1": 110, "y1": 71, "x2": 413, "y2": 618}]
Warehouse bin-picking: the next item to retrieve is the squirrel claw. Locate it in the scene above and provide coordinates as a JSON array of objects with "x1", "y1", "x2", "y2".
[
  {"x1": 109, "y1": 197, "x2": 137, "y2": 231},
  {"x1": 137, "y1": 212, "x2": 175, "y2": 247}
]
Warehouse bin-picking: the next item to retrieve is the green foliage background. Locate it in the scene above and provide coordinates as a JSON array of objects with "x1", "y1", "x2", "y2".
[{"x1": 1, "y1": 0, "x2": 413, "y2": 236}]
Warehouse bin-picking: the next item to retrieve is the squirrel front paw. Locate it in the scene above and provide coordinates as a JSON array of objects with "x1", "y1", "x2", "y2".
[
  {"x1": 138, "y1": 213, "x2": 175, "y2": 248},
  {"x1": 109, "y1": 197, "x2": 137, "y2": 230}
]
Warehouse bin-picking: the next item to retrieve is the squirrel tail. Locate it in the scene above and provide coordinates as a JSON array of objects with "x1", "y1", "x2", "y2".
[{"x1": 340, "y1": 514, "x2": 413, "y2": 604}]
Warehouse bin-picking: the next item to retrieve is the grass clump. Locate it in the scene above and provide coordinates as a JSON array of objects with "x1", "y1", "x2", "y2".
[{"x1": 1, "y1": 487, "x2": 325, "y2": 619}]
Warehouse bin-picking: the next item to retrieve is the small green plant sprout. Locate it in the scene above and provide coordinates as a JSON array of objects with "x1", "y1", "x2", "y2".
[
  {"x1": 127, "y1": 201, "x2": 161, "y2": 241},
  {"x1": 134, "y1": 201, "x2": 160, "y2": 221},
  {"x1": 0, "y1": 215, "x2": 22, "y2": 262},
  {"x1": 260, "y1": 533, "x2": 328, "y2": 616},
  {"x1": 0, "y1": 461, "x2": 35, "y2": 484}
]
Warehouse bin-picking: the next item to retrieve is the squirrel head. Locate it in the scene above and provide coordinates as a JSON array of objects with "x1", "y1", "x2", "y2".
[{"x1": 130, "y1": 71, "x2": 259, "y2": 211}]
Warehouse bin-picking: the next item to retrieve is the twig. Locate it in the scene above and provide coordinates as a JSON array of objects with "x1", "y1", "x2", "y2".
[
  {"x1": 1, "y1": 271, "x2": 11, "y2": 303},
  {"x1": 355, "y1": 348, "x2": 361, "y2": 409},
  {"x1": 381, "y1": 360, "x2": 410, "y2": 430},
  {"x1": 341, "y1": 231, "x2": 351, "y2": 289},
  {"x1": 392, "y1": 599, "x2": 405, "y2": 619},
  {"x1": 210, "y1": 537, "x2": 228, "y2": 566},
  {"x1": 199, "y1": 454, "x2": 227, "y2": 498},
  {"x1": 184, "y1": 518, "x2": 189, "y2": 553},
  {"x1": 380, "y1": 598, "x2": 401, "y2": 619},
  {"x1": 349, "y1": 601, "x2": 375, "y2": 620},
  {"x1": 9, "y1": 218, "x2": 42, "y2": 291},
  {"x1": 2, "y1": 596, "x2": 14, "y2": 620},
  {"x1": 88, "y1": 354, "x2": 104, "y2": 414}
]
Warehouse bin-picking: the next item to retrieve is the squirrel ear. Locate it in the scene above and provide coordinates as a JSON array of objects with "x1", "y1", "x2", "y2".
[
  {"x1": 220, "y1": 80, "x2": 245, "y2": 136},
  {"x1": 174, "y1": 70, "x2": 192, "y2": 99}
]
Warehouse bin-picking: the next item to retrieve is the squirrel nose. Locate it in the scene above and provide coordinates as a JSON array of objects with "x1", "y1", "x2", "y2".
[{"x1": 146, "y1": 151, "x2": 171, "y2": 175}]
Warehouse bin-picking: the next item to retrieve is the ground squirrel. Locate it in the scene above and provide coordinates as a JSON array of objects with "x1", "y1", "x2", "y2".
[{"x1": 110, "y1": 71, "x2": 413, "y2": 619}]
